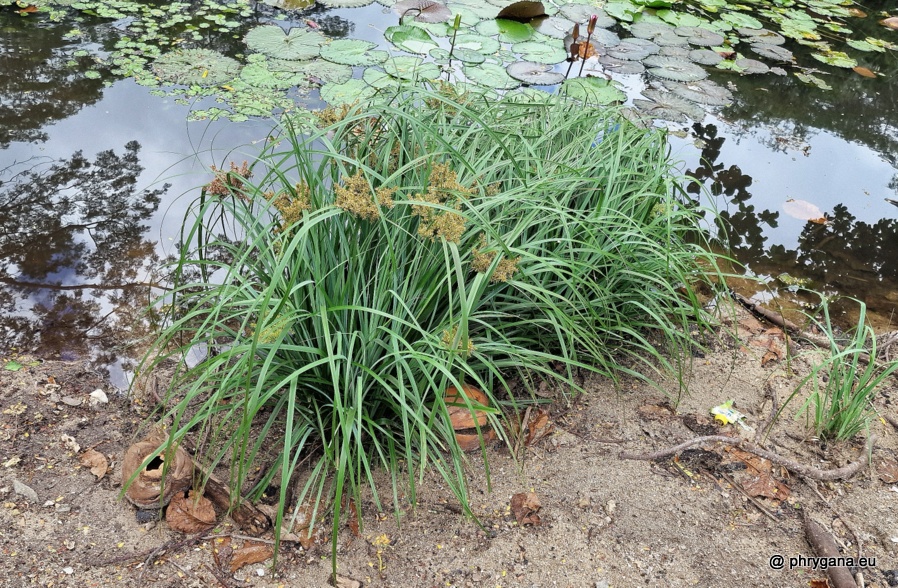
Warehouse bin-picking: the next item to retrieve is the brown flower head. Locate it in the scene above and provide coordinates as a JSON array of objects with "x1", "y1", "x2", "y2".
[
  {"x1": 335, "y1": 171, "x2": 395, "y2": 222},
  {"x1": 205, "y1": 161, "x2": 251, "y2": 197}
]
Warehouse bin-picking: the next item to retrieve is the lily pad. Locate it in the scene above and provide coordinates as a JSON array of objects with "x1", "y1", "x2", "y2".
[
  {"x1": 750, "y1": 43, "x2": 793, "y2": 61},
  {"x1": 531, "y1": 15, "x2": 577, "y2": 39},
  {"x1": 659, "y1": 46, "x2": 691, "y2": 58},
  {"x1": 734, "y1": 57, "x2": 770, "y2": 74},
  {"x1": 295, "y1": 60, "x2": 353, "y2": 84},
  {"x1": 810, "y1": 51, "x2": 857, "y2": 69},
  {"x1": 559, "y1": 4, "x2": 614, "y2": 28},
  {"x1": 240, "y1": 62, "x2": 305, "y2": 89},
  {"x1": 152, "y1": 49, "x2": 241, "y2": 86},
  {"x1": 464, "y1": 62, "x2": 521, "y2": 89},
  {"x1": 455, "y1": 33, "x2": 501, "y2": 54},
  {"x1": 663, "y1": 79, "x2": 732, "y2": 106},
  {"x1": 721, "y1": 11, "x2": 762, "y2": 30},
  {"x1": 362, "y1": 68, "x2": 401, "y2": 89},
  {"x1": 846, "y1": 38, "x2": 887, "y2": 53},
  {"x1": 506, "y1": 61, "x2": 565, "y2": 85},
  {"x1": 654, "y1": 31, "x2": 689, "y2": 46},
  {"x1": 738, "y1": 28, "x2": 785, "y2": 45},
  {"x1": 634, "y1": 90, "x2": 704, "y2": 123},
  {"x1": 318, "y1": 0, "x2": 374, "y2": 6},
  {"x1": 674, "y1": 26, "x2": 724, "y2": 47},
  {"x1": 392, "y1": 0, "x2": 453, "y2": 23},
  {"x1": 795, "y1": 71, "x2": 832, "y2": 90},
  {"x1": 512, "y1": 40, "x2": 567, "y2": 64},
  {"x1": 383, "y1": 55, "x2": 441, "y2": 80},
  {"x1": 629, "y1": 21, "x2": 675, "y2": 40},
  {"x1": 385, "y1": 24, "x2": 440, "y2": 54},
  {"x1": 496, "y1": 0, "x2": 547, "y2": 21},
  {"x1": 245, "y1": 25, "x2": 325, "y2": 61},
  {"x1": 320, "y1": 39, "x2": 389, "y2": 66},
  {"x1": 585, "y1": 28, "x2": 622, "y2": 48},
  {"x1": 688, "y1": 48, "x2": 723, "y2": 65},
  {"x1": 431, "y1": 46, "x2": 486, "y2": 63},
  {"x1": 605, "y1": 38, "x2": 659, "y2": 61},
  {"x1": 598, "y1": 55, "x2": 646, "y2": 74},
  {"x1": 447, "y1": 0, "x2": 499, "y2": 19},
  {"x1": 319, "y1": 78, "x2": 378, "y2": 105},
  {"x1": 562, "y1": 77, "x2": 626, "y2": 105},
  {"x1": 476, "y1": 18, "x2": 535, "y2": 43},
  {"x1": 643, "y1": 55, "x2": 708, "y2": 81}
]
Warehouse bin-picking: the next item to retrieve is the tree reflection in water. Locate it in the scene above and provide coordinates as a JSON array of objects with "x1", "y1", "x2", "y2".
[
  {"x1": 687, "y1": 122, "x2": 898, "y2": 326},
  {"x1": 0, "y1": 141, "x2": 168, "y2": 367}
]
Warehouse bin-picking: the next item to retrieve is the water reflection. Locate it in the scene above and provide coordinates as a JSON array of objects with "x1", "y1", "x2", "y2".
[{"x1": 0, "y1": 142, "x2": 167, "y2": 362}]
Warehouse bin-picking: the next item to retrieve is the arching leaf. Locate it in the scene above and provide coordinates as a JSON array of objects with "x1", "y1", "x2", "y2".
[{"x1": 385, "y1": 24, "x2": 440, "y2": 54}]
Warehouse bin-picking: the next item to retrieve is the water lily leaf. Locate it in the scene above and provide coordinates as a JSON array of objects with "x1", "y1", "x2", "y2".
[
  {"x1": 675, "y1": 26, "x2": 724, "y2": 46},
  {"x1": 319, "y1": 78, "x2": 378, "y2": 105},
  {"x1": 750, "y1": 43, "x2": 793, "y2": 61},
  {"x1": 559, "y1": 4, "x2": 614, "y2": 28},
  {"x1": 655, "y1": 31, "x2": 689, "y2": 46},
  {"x1": 598, "y1": 55, "x2": 646, "y2": 74},
  {"x1": 464, "y1": 62, "x2": 521, "y2": 89},
  {"x1": 448, "y1": 0, "x2": 499, "y2": 18},
  {"x1": 476, "y1": 18, "x2": 534, "y2": 42},
  {"x1": 738, "y1": 27, "x2": 785, "y2": 45},
  {"x1": 663, "y1": 79, "x2": 732, "y2": 106},
  {"x1": 295, "y1": 60, "x2": 353, "y2": 83},
  {"x1": 319, "y1": 0, "x2": 374, "y2": 6},
  {"x1": 362, "y1": 68, "x2": 401, "y2": 89},
  {"x1": 562, "y1": 77, "x2": 626, "y2": 105},
  {"x1": 383, "y1": 55, "x2": 441, "y2": 79},
  {"x1": 846, "y1": 38, "x2": 886, "y2": 53},
  {"x1": 455, "y1": 33, "x2": 501, "y2": 54},
  {"x1": 385, "y1": 24, "x2": 440, "y2": 54},
  {"x1": 822, "y1": 22, "x2": 852, "y2": 34},
  {"x1": 810, "y1": 50, "x2": 857, "y2": 68},
  {"x1": 240, "y1": 62, "x2": 305, "y2": 89},
  {"x1": 603, "y1": 0, "x2": 642, "y2": 22},
  {"x1": 721, "y1": 11, "x2": 762, "y2": 30},
  {"x1": 245, "y1": 25, "x2": 325, "y2": 61},
  {"x1": 659, "y1": 45, "x2": 690, "y2": 58},
  {"x1": 506, "y1": 60, "x2": 564, "y2": 84},
  {"x1": 783, "y1": 199, "x2": 826, "y2": 223},
  {"x1": 320, "y1": 39, "x2": 389, "y2": 66},
  {"x1": 794, "y1": 71, "x2": 832, "y2": 90},
  {"x1": 392, "y1": 0, "x2": 452, "y2": 23},
  {"x1": 639, "y1": 88, "x2": 705, "y2": 121},
  {"x1": 656, "y1": 9, "x2": 703, "y2": 28},
  {"x1": 152, "y1": 49, "x2": 241, "y2": 86},
  {"x1": 688, "y1": 48, "x2": 723, "y2": 65},
  {"x1": 606, "y1": 37, "x2": 660, "y2": 60},
  {"x1": 585, "y1": 28, "x2": 621, "y2": 48},
  {"x1": 852, "y1": 66, "x2": 878, "y2": 78},
  {"x1": 643, "y1": 55, "x2": 708, "y2": 81},
  {"x1": 531, "y1": 15, "x2": 577, "y2": 39},
  {"x1": 496, "y1": 0, "x2": 546, "y2": 21},
  {"x1": 432, "y1": 46, "x2": 486, "y2": 63},
  {"x1": 733, "y1": 57, "x2": 769, "y2": 74},
  {"x1": 512, "y1": 40, "x2": 566, "y2": 64},
  {"x1": 629, "y1": 21, "x2": 675, "y2": 40}
]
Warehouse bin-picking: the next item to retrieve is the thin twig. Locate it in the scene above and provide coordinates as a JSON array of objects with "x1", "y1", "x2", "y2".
[
  {"x1": 90, "y1": 533, "x2": 210, "y2": 567},
  {"x1": 620, "y1": 434, "x2": 875, "y2": 481},
  {"x1": 754, "y1": 381, "x2": 779, "y2": 445},
  {"x1": 717, "y1": 470, "x2": 778, "y2": 522}
]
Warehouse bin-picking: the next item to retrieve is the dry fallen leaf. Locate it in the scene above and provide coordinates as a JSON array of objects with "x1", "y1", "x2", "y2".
[
  {"x1": 331, "y1": 574, "x2": 362, "y2": 588},
  {"x1": 524, "y1": 407, "x2": 553, "y2": 446},
  {"x1": 166, "y1": 490, "x2": 217, "y2": 534},
  {"x1": 212, "y1": 536, "x2": 232, "y2": 570},
  {"x1": 229, "y1": 542, "x2": 273, "y2": 573},
  {"x1": 510, "y1": 491, "x2": 542, "y2": 526},
  {"x1": 79, "y1": 449, "x2": 108, "y2": 480},
  {"x1": 876, "y1": 456, "x2": 898, "y2": 484},
  {"x1": 880, "y1": 16, "x2": 898, "y2": 29},
  {"x1": 636, "y1": 402, "x2": 674, "y2": 421},
  {"x1": 742, "y1": 473, "x2": 791, "y2": 501},
  {"x1": 783, "y1": 199, "x2": 827, "y2": 224},
  {"x1": 809, "y1": 578, "x2": 830, "y2": 587},
  {"x1": 853, "y1": 66, "x2": 877, "y2": 78}
]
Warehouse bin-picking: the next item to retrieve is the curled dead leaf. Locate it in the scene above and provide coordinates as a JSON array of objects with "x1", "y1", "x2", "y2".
[
  {"x1": 880, "y1": 16, "x2": 898, "y2": 30},
  {"x1": 166, "y1": 490, "x2": 217, "y2": 534},
  {"x1": 524, "y1": 407, "x2": 553, "y2": 446},
  {"x1": 229, "y1": 541, "x2": 273, "y2": 573},
  {"x1": 79, "y1": 448, "x2": 108, "y2": 480},
  {"x1": 121, "y1": 431, "x2": 194, "y2": 508},
  {"x1": 510, "y1": 491, "x2": 542, "y2": 526},
  {"x1": 742, "y1": 473, "x2": 791, "y2": 502}
]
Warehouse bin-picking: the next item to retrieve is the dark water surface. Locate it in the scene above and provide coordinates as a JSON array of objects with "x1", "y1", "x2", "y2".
[{"x1": 2, "y1": 3, "x2": 897, "y2": 385}]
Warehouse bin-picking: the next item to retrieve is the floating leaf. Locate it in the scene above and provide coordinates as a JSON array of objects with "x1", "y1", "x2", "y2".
[
  {"x1": 496, "y1": 0, "x2": 546, "y2": 22},
  {"x1": 629, "y1": 21, "x2": 675, "y2": 40},
  {"x1": 392, "y1": 0, "x2": 452, "y2": 23},
  {"x1": 783, "y1": 199, "x2": 826, "y2": 223},
  {"x1": 559, "y1": 4, "x2": 614, "y2": 28},
  {"x1": 734, "y1": 57, "x2": 769, "y2": 74},
  {"x1": 362, "y1": 68, "x2": 401, "y2": 89},
  {"x1": 852, "y1": 66, "x2": 877, "y2": 78},
  {"x1": 846, "y1": 38, "x2": 886, "y2": 53},
  {"x1": 739, "y1": 28, "x2": 786, "y2": 45},
  {"x1": 448, "y1": 0, "x2": 499, "y2": 19},
  {"x1": 663, "y1": 79, "x2": 732, "y2": 106},
  {"x1": 643, "y1": 54, "x2": 708, "y2": 81},
  {"x1": 636, "y1": 88, "x2": 705, "y2": 122},
  {"x1": 455, "y1": 33, "x2": 501, "y2": 54},
  {"x1": 688, "y1": 48, "x2": 723, "y2": 65},
  {"x1": 598, "y1": 54, "x2": 646, "y2": 74},
  {"x1": 476, "y1": 18, "x2": 534, "y2": 43},
  {"x1": 562, "y1": 77, "x2": 626, "y2": 105},
  {"x1": 385, "y1": 24, "x2": 440, "y2": 54},
  {"x1": 656, "y1": 9, "x2": 704, "y2": 28},
  {"x1": 245, "y1": 25, "x2": 325, "y2": 61},
  {"x1": 320, "y1": 39, "x2": 389, "y2": 66},
  {"x1": 320, "y1": 78, "x2": 378, "y2": 105},
  {"x1": 750, "y1": 44, "x2": 793, "y2": 61},
  {"x1": 319, "y1": 0, "x2": 374, "y2": 6},
  {"x1": 603, "y1": 0, "x2": 641, "y2": 22},
  {"x1": 152, "y1": 49, "x2": 241, "y2": 86},
  {"x1": 810, "y1": 50, "x2": 857, "y2": 68},
  {"x1": 464, "y1": 62, "x2": 521, "y2": 89},
  {"x1": 506, "y1": 61, "x2": 565, "y2": 84},
  {"x1": 239, "y1": 62, "x2": 304, "y2": 89},
  {"x1": 675, "y1": 26, "x2": 724, "y2": 46},
  {"x1": 531, "y1": 15, "x2": 577, "y2": 39},
  {"x1": 512, "y1": 40, "x2": 566, "y2": 64},
  {"x1": 659, "y1": 45, "x2": 690, "y2": 58},
  {"x1": 721, "y1": 11, "x2": 762, "y2": 29},
  {"x1": 794, "y1": 71, "x2": 832, "y2": 90},
  {"x1": 294, "y1": 60, "x2": 353, "y2": 83},
  {"x1": 383, "y1": 55, "x2": 441, "y2": 80},
  {"x1": 606, "y1": 37, "x2": 660, "y2": 60},
  {"x1": 880, "y1": 16, "x2": 898, "y2": 30}
]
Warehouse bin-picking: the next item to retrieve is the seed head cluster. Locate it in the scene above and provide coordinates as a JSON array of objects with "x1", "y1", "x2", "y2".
[
  {"x1": 205, "y1": 161, "x2": 251, "y2": 197},
  {"x1": 335, "y1": 171, "x2": 396, "y2": 222},
  {"x1": 472, "y1": 234, "x2": 521, "y2": 283},
  {"x1": 410, "y1": 163, "x2": 473, "y2": 243},
  {"x1": 264, "y1": 182, "x2": 312, "y2": 233}
]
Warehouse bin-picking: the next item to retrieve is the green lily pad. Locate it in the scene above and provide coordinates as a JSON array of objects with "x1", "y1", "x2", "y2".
[
  {"x1": 531, "y1": 15, "x2": 577, "y2": 39},
  {"x1": 656, "y1": 9, "x2": 704, "y2": 28},
  {"x1": 320, "y1": 39, "x2": 389, "y2": 66},
  {"x1": 721, "y1": 11, "x2": 763, "y2": 30},
  {"x1": 795, "y1": 71, "x2": 832, "y2": 90},
  {"x1": 663, "y1": 79, "x2": 732, "y2": 106},
  {"x1": 240, "y1": 61, "x2": 305, "y2": 89},
  {"x1": 449, "y1": 47, "x2": 487, "y2": 63},
  {"x1": 810, "y1": 50, "x2": 857, "y2": 68},
  {"x1": 598, "y1": 55, "x2": 646, "y2": 74},
  {"x1": 688, "y1": 48, "x2": 723, "y2": 65},
  {"x1": 383, "y1": 55, "x2": 442, "y2": 80},
  {"x1": 750, "y1": 43, "x2": 793, "y2": 61},
  {"x1": 464, "y1": 62, "x2": 521, "y2": 89},
  {"x1": 392, "y1": 0, "x2": 453, "y2": 23},
  {"x1": 606, "y1": 38, "x2": 660, "y2": 61},
  {"x1": 455, "y1": 33, "x2": 501, "y2": 54},
  {"x1": 295, "y1": 60, "x2": 353, "y2": 84},
  {"x1": 447, "y1": 0, "x2": 499, "y2": 19},
  {"x1": 476, "y1": 18, "x2": 534, "y2": 43},
  {"x1": 634, "y1": 89, "x2": 705, "y2": 123},
  {"x1": 512, "y1": 40, "x2": 567, "y2": 64},
  {"x1": 506, "y1": 61, "x2": 565, "y2": 85},
  {"x1": 659, "y1": 45, "x2": 690, "y2": 58},
  {"x1": 733, "y1": 57, "x2": 769, "y2": 74},
  {"x1": 675, "y1": 26, "x2": 724, "y2": 47},
  {"x1": 559, "y1": 4, "x2": 614, "y2": 28},
  {"x1": 562, "y1": 77, "x2": 626, "y2": 105},
  {"x1": 362, "y1": 68, "x2": 401, "y2": 89},
  {"x1": 319, "y1": 78, "x2": 378, "y2": 105},
  {"x1": 603, "y1": 0, "x2": 642, "y2": 22},
  {"x1": 629, "y1": 21, "x2": 675, "y2": 40},
  {"x1": 846, "y1": 38, "x2": 887, "y2": 53},
  {"x1": 245, "y1": 25, "x2": 325, "y2": 61},
  {"x1": 152, "y1": 48, "x2": 241, "y2": 86},
  {"x1": 319, "y1": 0, "x2": 374, "y2": 6},
  {"x1": 385, "y1": 24, "x2": 440, "y2": 54},
  {"x1": 643, "y1": 54, "x2": 708, "y2": 81},
  {"x1": 738, "y1": 28, "x2": 786, "y2": 45}
]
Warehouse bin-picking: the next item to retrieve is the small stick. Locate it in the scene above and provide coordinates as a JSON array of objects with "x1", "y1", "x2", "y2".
[
  {"x1": 717, "y1": 470, "x2": 778, "y2": 522},
  {"x1": 803, "y1": 511, "x2": 859, "y2": 588},
  {"x1": 620, "y1": 434, "x2": 875, "y2": 481}
]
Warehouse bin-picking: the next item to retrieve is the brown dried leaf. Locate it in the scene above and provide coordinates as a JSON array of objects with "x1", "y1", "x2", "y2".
[
  {"x1": 725, "y1": 447, "x2": 771, "y2": 474},
  {"x1": 510, "y1": 491, "x2": 542, "y2": 526},
  {"x1": 853, "y1": 66, "x2": 877, "y2": 78},
  {"x1": 742, "y1": 473, "x2": 791, "y2": 501},
  {"x1": 79, "y1": 449, "x2": 108, "y2": 480},
  {"x1": 737, "y1": 316, "x2": 765, "y2": 334},
  {"x1": 809, "y1": 579, "x2": 830, "y2": 588},
  {"x1": 783, "y1": 199, "x2": 826, "y2": 223},
  {"x1": 229, "y1": 542, "x2": 273, "y2": 573},
  {"x1": 166, "y1": 490, "x2": 217, "y2": 534},
  {"x1": 880, "y1": 16, "x2": 898, "y2": 30},
  {"x1": 524, "y1": 407, "x2": 553, "y2": 446},
  {"x1": 876, "y1": 456, "x2": 898, "y2": 484},
  {"x1": 637, "y1": 402, "x2": 674, "y2": 420},
  {"x1": 332, "y1": 575, "x2": 362, "y2": 588},
  {"x1": 212, "y1": 536, "x2": 232, "y2": 570},
  {"x1": 496, "y1": 0, "x2": 546, "y2": 21}
]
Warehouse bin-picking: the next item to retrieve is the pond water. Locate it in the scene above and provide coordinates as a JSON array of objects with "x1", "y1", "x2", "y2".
[{"x1": 1, "y1": 0, "x2": 897, "y2": 386}]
